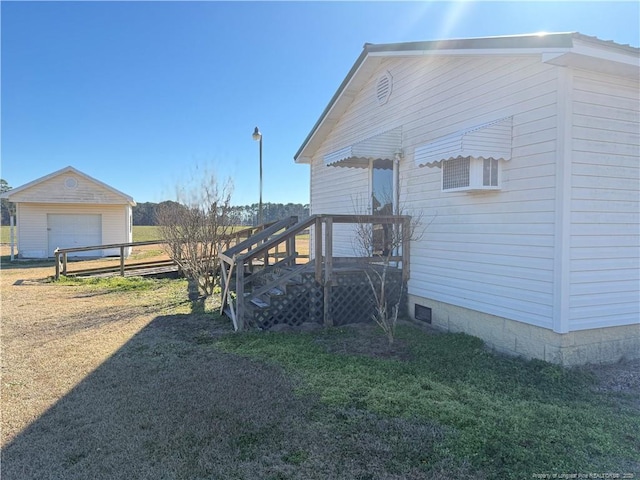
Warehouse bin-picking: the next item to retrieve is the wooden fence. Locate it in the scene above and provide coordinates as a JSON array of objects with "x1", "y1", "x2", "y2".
[{"x1": 53, "y1": 241, "x2": 174, "y2": 279}]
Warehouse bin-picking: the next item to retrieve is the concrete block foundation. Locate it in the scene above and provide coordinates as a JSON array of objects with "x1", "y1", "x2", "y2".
[{"x1": 408, "y1": 295, "x2": 640, "y2": 366}]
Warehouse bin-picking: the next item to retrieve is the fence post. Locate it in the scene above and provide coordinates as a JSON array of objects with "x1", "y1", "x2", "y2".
[
  {"x1": 55, "y1": 249, "x2": 60, "y2": 280},
  {"x1": 120, "y1": 246, "x2": 125, "y2": 276},
  {"x1": 62, "y1": 252, "x2": 68, "y2": 276},
  {"x1": 10, "y1": 215, "x2": 15, "y2": 261}
]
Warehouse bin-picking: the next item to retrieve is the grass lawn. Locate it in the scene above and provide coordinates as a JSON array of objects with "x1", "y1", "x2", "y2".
[
  {"x1": 1, "y1": 225, "x2": 13, "y2": 243},
  {"x1": 216, "y1": 328, "x2": 640, "y2": 479},
  {"x1": 2, "y1": 273, "x2": 638, "y2": 479},
  {"x1": 132, "y1": 225, "x2": 163, "y2": 242}
]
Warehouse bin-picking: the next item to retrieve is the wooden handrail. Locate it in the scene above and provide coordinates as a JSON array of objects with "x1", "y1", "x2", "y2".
[
  {"x1": 221, "y1": 213, "x2": 412, "y2": 331},
  {"x1": 54, "y1": 240, "x2": 163, "y2": 255},
  {"x1": 236, "y1": 215, "x2": 317, "y2": 264},
  {"x1": 227, "y1": 221, "x2": 277, "y2": 240},
  {"x1": 222, "y1": 216, "x2": 299, "y2": 258}
]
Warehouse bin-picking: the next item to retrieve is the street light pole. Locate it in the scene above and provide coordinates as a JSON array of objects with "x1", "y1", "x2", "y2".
[{"x1": 252, "y1": 127, "x2": 263, "y2": 226}]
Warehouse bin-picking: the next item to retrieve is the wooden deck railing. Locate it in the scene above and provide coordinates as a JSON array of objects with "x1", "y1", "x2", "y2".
[{"x1": 219, "y1": 214, "x2": 411, "y2": 331}]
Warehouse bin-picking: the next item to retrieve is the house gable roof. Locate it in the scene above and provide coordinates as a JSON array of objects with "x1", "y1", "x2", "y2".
[
  {"x1": 294, "y1": 32, "x2": 640, "y2": 164},
  {"x1": 1, "y1": 166, "x2": 136, "y2": 206}
]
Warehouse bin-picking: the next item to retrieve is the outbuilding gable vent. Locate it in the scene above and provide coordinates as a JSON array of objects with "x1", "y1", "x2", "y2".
[
  {"x1": 64, "y1": 177, "x2": 78, "y2": 189},
  {"x1": 376, "y1": 71, "x2": 393, "y2": 105}
]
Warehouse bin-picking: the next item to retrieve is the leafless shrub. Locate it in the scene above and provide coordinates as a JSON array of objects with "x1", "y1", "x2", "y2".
[
  {"x1": 157, "y1": 171, "x2": 234, "y2": 297},
  {"x1": 352, "y1": 194, "x2": 427, "y2": 345}
]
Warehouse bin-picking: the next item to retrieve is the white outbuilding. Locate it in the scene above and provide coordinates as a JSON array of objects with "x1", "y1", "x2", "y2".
[{"x1": 2, "y1": 166, "x2": 135, "y2": 258}]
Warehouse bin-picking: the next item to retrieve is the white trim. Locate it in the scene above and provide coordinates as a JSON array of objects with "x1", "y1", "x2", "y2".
[
  {"x1": 368, "y1": 48, "x2": 569, "y2": 58},
  {"x1": 553, "y1": 67, "x2": 574, "y2": 334},
  {"x1": 368, "y1": 159, "x2": 374, "y2": 213},
  {"x1": 393, "y1": 158, "x2": 399, "y2": 216},
  {"x1": 572, "y1": 42, "x2": 640, "y2": 67}
]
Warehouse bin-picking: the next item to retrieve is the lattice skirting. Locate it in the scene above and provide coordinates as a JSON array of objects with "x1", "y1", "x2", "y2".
[{"x1": 246, "y1": 267, "x2": 406, "y2": 330}]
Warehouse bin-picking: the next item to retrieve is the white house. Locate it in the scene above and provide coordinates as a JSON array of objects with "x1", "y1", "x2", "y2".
[
  {"x1": 2, "y1": 166, "x2": 135, "y2": 258},
  {"x1": 294, "y1": 32, "x2": 639, "y2": 365}
]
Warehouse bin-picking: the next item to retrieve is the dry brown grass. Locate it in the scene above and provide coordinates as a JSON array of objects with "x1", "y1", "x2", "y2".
[{"x1": 0, "y1": 246, "x2": 190, "y2": 445}]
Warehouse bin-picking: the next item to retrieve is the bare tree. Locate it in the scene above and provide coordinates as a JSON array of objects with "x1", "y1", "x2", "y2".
[
  {"x1": 157, "y1": 171, "x2": 234, "y2": 297},
  {"x1": 352, "y1": 195, "x2": 426, "y2": 345}
]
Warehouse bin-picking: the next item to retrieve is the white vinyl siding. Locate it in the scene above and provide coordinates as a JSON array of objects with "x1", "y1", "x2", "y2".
[
  {"x1": 310, "y1": 54, "x2": 560, "y2": 328},
  {"x1": 400, "y1": 56, "x2": 558, "y2": 329},
  {"x1": 568, "y1": 70, "x2": 640, "y2": 330},
  {"x1": 17, "y1": 204, "x2": 129, "y2": 258}
]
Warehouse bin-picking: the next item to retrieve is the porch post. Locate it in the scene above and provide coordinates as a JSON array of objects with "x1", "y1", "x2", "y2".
[
  {"x1": 323, "y1": 217, "x2": 333, "y2": 327},
  {"x1": 236, "y1": 262, "x2": 245, "y2": 331},
  {"x1": 315, "y1": 216, "x2": 323, "y2": 284}
]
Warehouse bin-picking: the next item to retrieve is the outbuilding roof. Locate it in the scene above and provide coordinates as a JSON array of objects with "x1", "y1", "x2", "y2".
[
  {"x1": 1, "y1": 166, "x2": 136, "y2": 206},
  {"x1": 294, "y1": 32, "x2": 640, "y2": 164}
]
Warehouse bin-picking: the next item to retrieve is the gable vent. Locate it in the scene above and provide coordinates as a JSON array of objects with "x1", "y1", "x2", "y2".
[{"x1": 376, "y1": 71, "x2": 393, "y2": 105}]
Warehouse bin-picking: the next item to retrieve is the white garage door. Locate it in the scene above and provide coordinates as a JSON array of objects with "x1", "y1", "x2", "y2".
[{"x1": 47, "y1": 214, "x2": 102, "y2": 257}]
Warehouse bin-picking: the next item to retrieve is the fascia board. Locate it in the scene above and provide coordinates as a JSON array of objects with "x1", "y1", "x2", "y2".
[
  {"x1": 367, "y1": 47, "x2": 569, "y2": 58},
  {"x1": 571, "y1": 41, "x2": 640, "y2": 67}
]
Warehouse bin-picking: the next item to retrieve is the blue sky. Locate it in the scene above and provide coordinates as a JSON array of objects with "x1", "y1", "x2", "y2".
[{"x1": 2, "y1": 1, "x2": 638, "y2": 206}]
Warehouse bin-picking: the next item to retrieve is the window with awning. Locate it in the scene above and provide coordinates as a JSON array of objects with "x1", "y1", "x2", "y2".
[{"x1": 414, "y1": 117, "x2": 512, "y2": 191}]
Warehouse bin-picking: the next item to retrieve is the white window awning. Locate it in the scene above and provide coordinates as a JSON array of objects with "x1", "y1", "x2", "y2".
[
  {"x1": 324, "y1": 127, "x2": 402, "y2": 168},
  {"x1": 415, "y1": 117, "x2": 513, "y2": 168}
]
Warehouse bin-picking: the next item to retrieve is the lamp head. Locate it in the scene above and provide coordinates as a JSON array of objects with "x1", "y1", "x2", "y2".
[{"x1": 252, "y1": 127, "x2": 262, "y2": 141}]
